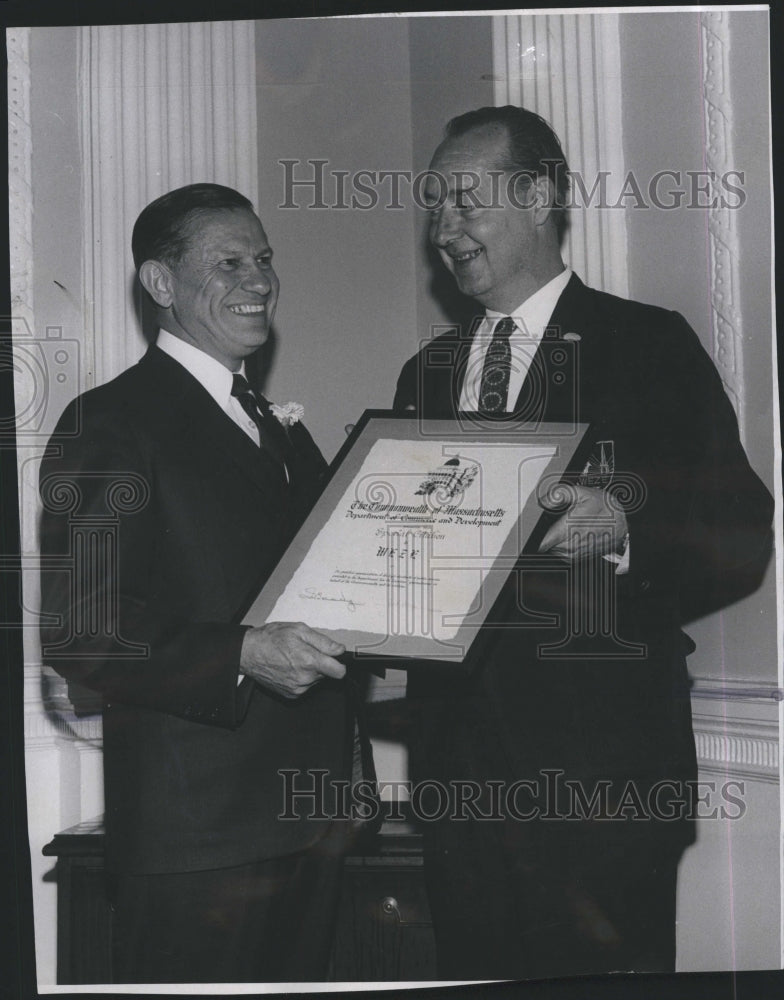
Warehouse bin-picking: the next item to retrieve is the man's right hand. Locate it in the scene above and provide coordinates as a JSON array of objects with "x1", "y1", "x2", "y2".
[{"x1": 239, "y1": 622, "x2": 346, "y2": 699}]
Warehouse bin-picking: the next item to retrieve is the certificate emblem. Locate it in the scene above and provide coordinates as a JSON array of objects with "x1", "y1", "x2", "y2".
[{"x1": 415, "y1": 456, "x2": 479, "y2": 503}]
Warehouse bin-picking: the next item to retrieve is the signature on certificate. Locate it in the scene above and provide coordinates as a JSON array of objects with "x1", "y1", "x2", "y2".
[{"x1": 299, "y1": 588, "x2": 364, "y2": 613}]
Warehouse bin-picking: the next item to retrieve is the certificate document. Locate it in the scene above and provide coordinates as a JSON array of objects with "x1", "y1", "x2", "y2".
[
  {"x1": 242, "y1": 414, "x2": 590, "y2": 662},
  {"x1": 267, "y1": 437, "x2": 556, "y2": 644}
]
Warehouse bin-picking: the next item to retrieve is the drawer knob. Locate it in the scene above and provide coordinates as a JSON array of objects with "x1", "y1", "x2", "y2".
[{"x1": 381, "y1": 896, "x2": 400, "y2": 918}]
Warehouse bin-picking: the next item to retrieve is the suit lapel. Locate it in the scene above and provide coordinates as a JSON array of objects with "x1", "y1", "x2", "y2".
[
  {"x1": 251, "y1": 387, "x2": 329, "y2": 508},
  {"x1": 140, "y1": 348, "x2": 289, "y2": 512},
  {"x1": 510, "y1": 274, "x2": 613, "y2": 426},
  {"x1": 453, "y1": 314, "x2": 484, "y2": 406}
]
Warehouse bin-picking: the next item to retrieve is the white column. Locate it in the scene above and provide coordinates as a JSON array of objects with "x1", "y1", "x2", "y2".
[
  {"x1": 79, "y1": 20, "x2": 259, "y2": 385},
  {"x1": 492, "y1": 12, "x2": 628, "y2": 299}
]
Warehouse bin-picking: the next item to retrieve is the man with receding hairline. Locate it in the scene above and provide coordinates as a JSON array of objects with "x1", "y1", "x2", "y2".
[
  {"x1": 40, "y1": 183, "x2": 362, "y2": 983},
  {"x1": 395, "y1": 106, "x2": 772, "y2": 979}
]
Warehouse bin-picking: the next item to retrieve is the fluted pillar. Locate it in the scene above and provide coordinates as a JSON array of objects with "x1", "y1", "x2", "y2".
[
  {"x1": 79, "y1": 20, "x2": 259, "y2": 383},
  {"x1": 492, "y1": 12, "x2": 628, "y2": 299}
]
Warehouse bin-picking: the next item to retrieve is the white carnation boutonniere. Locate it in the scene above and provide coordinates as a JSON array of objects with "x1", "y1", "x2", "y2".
[{"x1": 269, "y1": 401, "x2": 304, "y2": 427}]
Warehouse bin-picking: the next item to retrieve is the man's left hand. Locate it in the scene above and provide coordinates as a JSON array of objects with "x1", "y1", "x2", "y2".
[{"x1": 538, "y1": 484, "x2": 627, "y2": 562}]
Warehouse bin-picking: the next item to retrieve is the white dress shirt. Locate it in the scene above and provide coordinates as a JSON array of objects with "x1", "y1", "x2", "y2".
[
  {"x1": 156, "y1": 329, "x2": 260, "y2": 446},
  {"x1": 459, "y1": 267, "x2": 573, "y2": 411}
]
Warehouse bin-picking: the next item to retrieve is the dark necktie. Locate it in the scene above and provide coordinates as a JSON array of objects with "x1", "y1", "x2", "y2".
[
  {"x1": 231, "y1": 373, "x2": 288, "y2": 475},
  {"x1": 479, "y1": 316, "x2": 515, "y2": 413}
]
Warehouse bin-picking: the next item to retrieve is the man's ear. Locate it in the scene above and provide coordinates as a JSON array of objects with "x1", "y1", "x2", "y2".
[
  {"x1": 532, "y1": 175, "x2": 558, "y2": 226},
  {"x1": 138, "y1": 260, "x2": 174, "y2": 308}
]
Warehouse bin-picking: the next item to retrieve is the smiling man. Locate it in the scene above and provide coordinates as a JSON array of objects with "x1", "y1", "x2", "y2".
[
  {"x1": 425, "y1": 120, "x2": 564, "y2": 312},
  {"x1": 394, "y1": 107, "x2": 773, "y2": 980},
  {"x1": 39, "y1": 184, "x2": 362, "y2": 983}
]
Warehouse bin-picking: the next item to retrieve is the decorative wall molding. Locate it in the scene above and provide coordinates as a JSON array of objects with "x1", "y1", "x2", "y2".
[
  {"x1": 691, "y1": 675, "x2": 780, "y2": 783},
  {"x1": 700, "y1": 10, "x2": 745, "y2": 437},
  {"x1": 692, "y1": 715, "x2": 778, "y2": 783},
  {"x1": 8, "y1": 27, "x2": 34, "y2": 331},
  {"x1": 78, "y1": 20, "x2": 259, "y2": 386},
  {"x1": 24, "y1": 724, "x2": 103, "y2": 749},
  {"x1": 7, "y1": 27, "x2": 39, "y2": 624},
  {"x1": 492, "y1": 13, "x2": 628, "y2": 299},
  {"x1": 691, "y1": 675, "x2": 783, "y2": 705}
]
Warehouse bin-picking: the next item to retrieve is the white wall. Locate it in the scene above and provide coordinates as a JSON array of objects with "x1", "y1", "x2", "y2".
[{"x1": 254, "y1": 16, "x2": 418, "y2": 464}]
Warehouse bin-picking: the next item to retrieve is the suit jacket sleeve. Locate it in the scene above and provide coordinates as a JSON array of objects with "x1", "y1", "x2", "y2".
[
  {"x1": 393, "y1": 354, "x2": 419, "y2": 413},
  {"x1": 651, "y1": 312, "x2": 774, "y2": 621},
  {"x1": 39, "y1": 396, "x2": 252, "y2": 729}
]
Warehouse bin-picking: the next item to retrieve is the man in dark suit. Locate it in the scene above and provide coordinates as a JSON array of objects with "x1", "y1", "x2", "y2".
[
  {"x1": 394, "y1": 107, "x2": 773, "y2": 979},
  {"x1": 39, "y1": 184, "x2": 360, "y2": 983}
]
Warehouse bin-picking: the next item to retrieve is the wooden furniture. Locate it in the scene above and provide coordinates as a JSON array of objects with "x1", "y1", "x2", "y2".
[
  {"x1": 42, "y1": 816, "x2": 112, "y2": 985},
  {"x1": 330, "y1": 820, "x2": 436, "y2": 981},
  {"x1": 43, "y1": 815, "x2": 436, "y2": 984}
]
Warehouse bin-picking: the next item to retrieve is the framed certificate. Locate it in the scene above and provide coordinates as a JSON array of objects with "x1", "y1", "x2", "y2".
[{"x1": 243, "y1": 412, "x2": 592, "y2": 664}]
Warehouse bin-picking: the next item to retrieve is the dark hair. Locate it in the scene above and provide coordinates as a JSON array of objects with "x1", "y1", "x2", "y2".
[
  {"x1": 131, "y1": 183, "x2": 254, "y2": 270},
  {"x1": 445, "y1": 106, "x2": 570, "y2": 232}
]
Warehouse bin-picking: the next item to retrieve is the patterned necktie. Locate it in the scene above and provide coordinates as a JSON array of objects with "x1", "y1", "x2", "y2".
[
  {"x1": 231, "y1": 373, "x2": 288, "y2": 474},
  {"x1": 479, "y1": 316, "x2": 515, "y2": 413}
]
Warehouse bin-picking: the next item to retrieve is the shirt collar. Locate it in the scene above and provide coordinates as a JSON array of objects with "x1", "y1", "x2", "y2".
[
  {"x1": 156, "y1": 329, "x2": 247, "y2": 409},
  {"x1": 485, "y1": 267, "x2": 573, "y2": 337}
]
